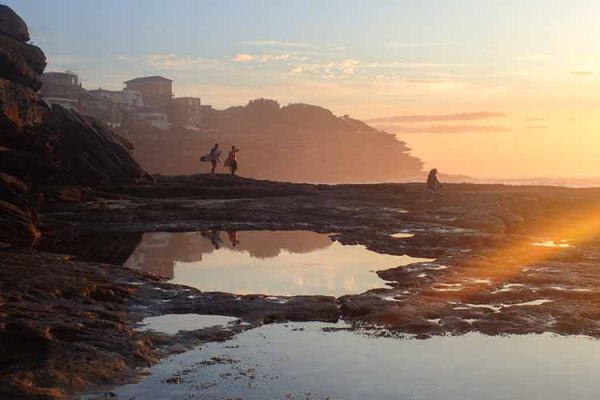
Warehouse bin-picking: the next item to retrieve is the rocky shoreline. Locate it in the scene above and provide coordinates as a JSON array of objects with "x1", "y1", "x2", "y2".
[{"x1": 3, "y1": 173, "x2": 600, "y2": 399}]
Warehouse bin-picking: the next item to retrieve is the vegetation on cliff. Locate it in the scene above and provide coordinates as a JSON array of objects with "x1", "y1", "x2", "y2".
[{"x1": 126, "y1": 99, "x2": 424, "y2": 183}]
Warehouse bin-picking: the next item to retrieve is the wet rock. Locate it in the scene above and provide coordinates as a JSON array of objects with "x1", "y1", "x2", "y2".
[
  {"x1": 0, "y1": 5, "x2": 30, "y2": 42},
  {"x1": 0, "y1": 199, "x2": 40, "y2": 246},
  {"x1": 0, "y1": 250, "x2": 161, "y2": 400}
]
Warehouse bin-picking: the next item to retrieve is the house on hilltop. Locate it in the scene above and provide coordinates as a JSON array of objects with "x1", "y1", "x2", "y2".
[
  {"x1": 169, "y1": 97, "x2": 202, "y2": 130},
  {"x1": 124, "y1": 76, "x2": 172, "y2": 109},
  {"x1": 40, "y1": 71, "x2": 82, "y2": 110}
]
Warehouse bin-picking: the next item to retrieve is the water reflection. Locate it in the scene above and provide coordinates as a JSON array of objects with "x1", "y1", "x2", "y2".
[
  {"x1": 113, "y1": 321, "x2": 600, "y2": 400},
  {"x1": 124, "y1": 230, "x2": 426, "y2": 296},
  {"x1": 137, "y1": 314, "x2": 238, "y2": 335}
]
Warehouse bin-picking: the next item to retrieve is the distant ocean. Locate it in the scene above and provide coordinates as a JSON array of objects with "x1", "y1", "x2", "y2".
[
  {"x1": 476, "y1": 177, "x2": 600, "y2": 188},
  {"x1": 331, "y1": 176, "x2": 600, "y2": 188}
]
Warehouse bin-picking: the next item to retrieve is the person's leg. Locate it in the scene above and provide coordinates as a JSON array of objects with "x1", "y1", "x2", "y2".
[
  {"x1": 231, "y1": 161, "x2": 237, "y2": 175},
  {"x1": 211, "y1": 160, "x2": 216, "y2": 174}
]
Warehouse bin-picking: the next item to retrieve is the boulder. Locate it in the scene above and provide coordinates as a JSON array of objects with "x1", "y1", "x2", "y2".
[
  {"x1": 0, "y1": 78, "x2": 50, "y2": 131},
  {"x1": 0, "y1": 5, "x2": 30, "y2": 42},
  {"x1": 40, "y1": 105, "x2": 146, "y2": 185},
  {"x1": 0, "y1": 35, "x2": 46, "y2": 90},
  {"x1": 0, "y1": 6, "x2": 148, "y2": 248}
]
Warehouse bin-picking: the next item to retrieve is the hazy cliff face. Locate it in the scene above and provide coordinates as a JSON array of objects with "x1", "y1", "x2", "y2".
[{"x1": 127, "y1": 100, "x2": 424, "y2": 183}]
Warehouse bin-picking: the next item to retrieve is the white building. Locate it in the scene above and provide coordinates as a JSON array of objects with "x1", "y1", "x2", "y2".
[
  {"x1": 88, "y1": 89, "x2": 144, "y2": 108},
  {"x1": 137, "y1": 109, "x2": 172, "y2": 130},
  {"x1": 42, "y1": 97, "x2": 79, "y2": 110}
]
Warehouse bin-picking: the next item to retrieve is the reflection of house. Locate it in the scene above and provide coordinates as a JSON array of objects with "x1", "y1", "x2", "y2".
[
  {"x1": 124, "y1": 232, "x2": 213, "y2": 278},
  {"x1": 124, "y1": 76, "x2": 172, "y2": 108},
  {"x1": 169, "y1": 97, "x2": 201, "y2": 129}
]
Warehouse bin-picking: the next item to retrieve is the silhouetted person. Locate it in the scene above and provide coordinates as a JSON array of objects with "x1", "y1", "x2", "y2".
[
  {"x1": 226, "y1": 146, "x2": 240, "y2": 175},
  {"x1": 209, "y1": 144, "x2": 220, "y2": 174},
  {"x1": 427, "y1": 168, "x2": 444, "y2": 192}
]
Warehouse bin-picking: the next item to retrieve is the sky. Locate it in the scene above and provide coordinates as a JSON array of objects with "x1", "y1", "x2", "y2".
[{"x1": 6, "y1": 0, "x2": 600, "y2": 179}]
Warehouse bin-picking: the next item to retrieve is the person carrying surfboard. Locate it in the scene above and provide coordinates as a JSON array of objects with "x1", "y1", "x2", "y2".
[
  {"x1": 208, "y1": 143, "x2": 221, "y2": 174},
  {"x1": 225, "y1": 146, "x2": 240, "y2": 176}
]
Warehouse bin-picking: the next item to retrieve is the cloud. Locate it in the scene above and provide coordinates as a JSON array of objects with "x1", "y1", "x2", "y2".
[
  {"x1": 386, "y1": 41, "x2": 453, "y2": 49},
  {"x1": 512, "y1": 54, "x2": 552, "y2": 62},
  {"x1": 405, "y1": 78, "x2": 448, "y2": 84},
  {"x1": 140, "y1": 54, "x2": 221, "y2": 71},
  {"x1": 375, "y1": 125, "x2": 510, "y2": 134},
  {"x1": 365, "y1": 112, "x2": 506, "y2": 124},
  {"x1": 233, "y1": 53, "x2": 291, "y2": 63},
  {"x1": 234, "y1": 53, "x2": 255, "y2": 62},
  {"x1": 363, "y1": 62, "x2": 478, "y2": 69},
  {"x1": 572, "y1": 70, "x2": 594, "y2": 75},
  {"x1": 526, "y1": 125, "x2": 548, "y2": 129},
  {"x1": 242, "y1": 40, "x2": 309, "y2": 48},
  {"x1": 290, "y1": 59, "x2": 360, "y2": 77}
]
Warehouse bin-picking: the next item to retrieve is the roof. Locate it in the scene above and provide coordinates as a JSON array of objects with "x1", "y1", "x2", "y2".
[
  {"x1": 124, "y1": 76, "x2": 172, "y2": 84},
  {"x1": 43, "y1": 71, "x2": 78, "y2": 77},
  {"x1": 89, "y1": 88, "x2": 121, "y2": 94},
  {"x1": 173, "y1": 96, "x2": 201, "y2": 101}
]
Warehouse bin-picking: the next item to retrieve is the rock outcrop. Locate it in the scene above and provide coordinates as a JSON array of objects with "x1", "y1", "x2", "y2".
[
  {"x1": 0, "y1": 4, "x2": 29, "y2": 42},
  {"x1": 0, "y1": 5, "x2": 146, "y2": 247}
]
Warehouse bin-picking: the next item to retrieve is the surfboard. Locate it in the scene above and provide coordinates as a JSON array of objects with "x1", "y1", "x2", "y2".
[{"x1": 200, "y1": 149, "x2": 222, "y2": 162}]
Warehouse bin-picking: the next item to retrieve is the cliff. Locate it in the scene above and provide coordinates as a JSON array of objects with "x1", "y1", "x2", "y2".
[
  {"x1": 0, "y1": 5, "x2": 146, "y2": 247},
  {"x1": 125, "y1": 99, "x2": 424, "y2": 183}
]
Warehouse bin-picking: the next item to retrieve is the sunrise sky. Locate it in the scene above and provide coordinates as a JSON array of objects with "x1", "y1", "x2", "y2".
[{"x1": 7, "y1": 0, "x2": 600, "y2": 179}]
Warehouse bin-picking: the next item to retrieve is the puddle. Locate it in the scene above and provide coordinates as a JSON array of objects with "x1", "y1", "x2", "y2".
[
  {"x1": 390, "y1": 232, "x2": 415, "y2": 239},
  {"x1": 455, "y1": 299, "x2": 553, "y2": 313},
  {"x1": 110, "y1": 321, "x2": 600, "y2": 400},
  {"x1": 124, "y1": 231, "x2": 430, "y2": 296},
  {"x1": 138, "y1": 314, "x2": 238, "y2": 335},
  {"x1": 532, "y1": 240, "x2": 573, "y2": 248}
]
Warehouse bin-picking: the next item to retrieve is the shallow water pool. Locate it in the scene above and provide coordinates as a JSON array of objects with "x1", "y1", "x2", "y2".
[
  {"x1": 113, "y1": 321, "x2": 600, "y2": 400},
  {"x1": 124, "y1": 230, "x2": 429, "y2": 296}
]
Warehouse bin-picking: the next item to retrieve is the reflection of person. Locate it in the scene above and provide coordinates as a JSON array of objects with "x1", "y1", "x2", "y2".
[
  {"x1": 201, "y1": 229, "x2": 223, "y2": 249},
  {"x1": 210, "y1": 229, "x2": 222, "y2": 249},
  {"x1": 426, "y1": 168, "x2": 444, "y2": 193},
  {"x1": 225, "y1": 146, "x2": 240, "y2": 176},
  {"x1": 227, "y1": 231, "x2": 240, "y2": 247}
]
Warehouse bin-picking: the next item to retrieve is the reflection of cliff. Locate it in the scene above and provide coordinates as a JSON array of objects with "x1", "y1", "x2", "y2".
[
  {"x1": 38, "y1": 232, "x2": 143, "y2": 265},
  {"x1": 123, "y1": 99, "x2": 423, "y2": 183},
  {"x1": 229, "y1": 231, "x2": 332, "y2": 258},
  {"x1": 123, "y1": 230, "x2": 333, "y2": 277},
  {"x1": 124, "y1": 232, "x2": 214, "y2": 278}
]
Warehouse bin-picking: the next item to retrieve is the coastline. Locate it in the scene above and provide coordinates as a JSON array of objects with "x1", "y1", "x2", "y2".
[{"x1": 4, "y1": 174, "x2": 600, "y2": 398}]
